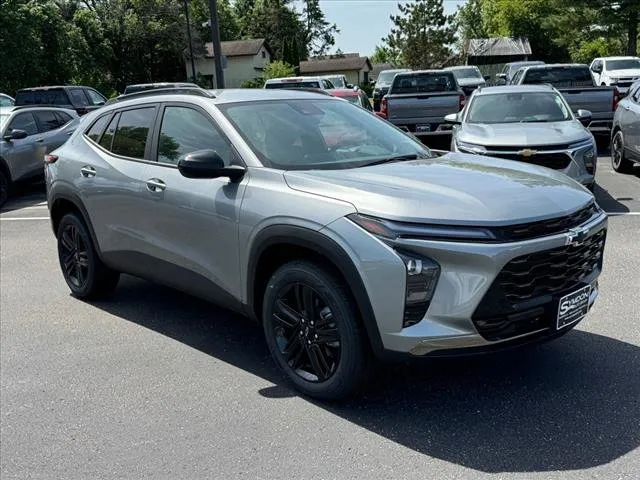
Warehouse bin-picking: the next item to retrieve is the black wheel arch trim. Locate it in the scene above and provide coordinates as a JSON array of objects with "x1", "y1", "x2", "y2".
[
  {"x1": 48, "y1": 183, "x2": 105, "y2": 262},
  {"x1": 246, "y1": 224, "x2": 385, "y2": 357},
  {"x1": 0, "y1": 157, "x2": 11, "y2": 182}
]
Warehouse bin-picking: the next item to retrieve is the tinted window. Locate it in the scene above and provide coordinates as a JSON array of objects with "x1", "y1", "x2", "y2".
[
  {"x1": 8, "y1": 112, "x2": 38, "y2": 136},
  {"x1": 450, "y1": 68, "x2": 482, "y2": 79},
  {"x1": 86, "y1": 114, "x2": 111, "y2": 142},
  {"x1": 0, "y1": 95, "x2": 13, "y2": 107},
  {"x1": 16, "y1": 89, "x2": 69, "y2": 105},
  {"x1": 220, "y1": 99, "x2": 431, "y2": 171},
  {"x1": 34, "y1": 110, "x2": 60, "y2": 132},
  {"x1": 99, "y1": 113, "x2": 120, "y2": 150},
  {"x1": 467, "y1": 92, "x2": 571, "y2": 124},
  {"x1": 157, "y1": 107, "x2": 231, "y2": 165},
  {"x1": 85, "y1": 89, "x2": 105, "y2": 106},
  {"x1": 522, "y1": 67, "x2": 594, "y2": 87},
  {"x1": 391, "y1": 73, "x2": 456, "y2": 93},
  {"x1": 54, "y1": 111, "x2": 73, "y2": 125},
  {"x1": 605, "y1": 59, "x2": 640, "y2": 70},
  {"x1": 111, "y1": 108, "x2": 155, "y2": 158},
  {"x1": 265, "y1": 81, "x2": 322, "y2": 89},
  {"x1": 68, "y1": 88, "x2": 89, "y2": 107}
]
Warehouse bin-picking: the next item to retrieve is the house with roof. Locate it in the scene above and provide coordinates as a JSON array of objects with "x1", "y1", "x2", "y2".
[
  {"x1": 187, "y1": 39, "x2": 272, "y2": 88},
  {"x1": 299, "y1": 53, "x2": 373, "y2": 87},
  {"x1": 465, "y1": 37, "x2": 533, "y2": 78}
]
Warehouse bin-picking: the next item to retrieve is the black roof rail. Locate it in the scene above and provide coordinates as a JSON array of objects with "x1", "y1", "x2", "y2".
[
  {"x1": 108, "y1": 87, "x2": 215, "y2": 104},
  {"x1": 11, "y1": 104, "x2": 71, "y2": 110}
]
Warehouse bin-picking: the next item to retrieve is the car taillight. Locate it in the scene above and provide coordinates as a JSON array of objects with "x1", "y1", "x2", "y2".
[
  {"x1": 459, "y1": 93, "x2": 466, "y2": 111},
  {"x1": 613, "y1": 87, "x2": 621, "y2": 110},
  {"x1": 44, "y1": 154, "x2": 58, "y2": 164},
  {"x1": 380, "y1": 96, "x2": 388, "y2": 117}
]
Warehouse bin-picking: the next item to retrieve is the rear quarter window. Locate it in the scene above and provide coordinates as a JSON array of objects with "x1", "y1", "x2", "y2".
[
  {"x1": 85, "y1": 114, "x2": 112, "y2": 142},
  {"x1": 391, "y1": 73, "x2": 457, "y2": 94}
]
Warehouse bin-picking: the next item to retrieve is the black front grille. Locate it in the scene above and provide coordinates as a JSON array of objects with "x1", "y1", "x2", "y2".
[
  {"x1": 485, "y1": 143, "x2": 572, "y2": 152},
  {"x1": 493, "y1": 152, "x2": 572, "y2": 170},
  {"x1": 495, "y1": 203, "x2": 599, "y2": 242},
  {"x1": 472, "y1": 227, "x2": 606, "y2": 340}
]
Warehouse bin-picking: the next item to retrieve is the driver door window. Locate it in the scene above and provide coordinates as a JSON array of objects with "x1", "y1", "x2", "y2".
[
  {"x1": 156, "y1": 106, "x2": 233, "y2": 165},
  {"x1": 8, "y1": 113, "x2": 38, "y2": 136}
]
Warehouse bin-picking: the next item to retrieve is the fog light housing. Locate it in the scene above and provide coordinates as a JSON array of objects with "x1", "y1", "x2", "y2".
[
  {"x1": 583, "y1": 146, "x2": 597, "y2": 174},
  {"x1": 397, "y1": 251, "x2": 440, "y2": 328}
]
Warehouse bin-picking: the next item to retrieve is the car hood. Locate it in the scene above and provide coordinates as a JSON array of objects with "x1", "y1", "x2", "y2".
[
  {"x1": 283, "y1": 154, "x2": 592, "y2": 225},
  {"x1": 609, "y1": 68, "x2": 640, "y2": 78},
  {"x1": 456, "y1": 121, "x2": 590, "y2": 147},
  {"x1": 457, "y1": 78, "x2": 486, "y2": 87}
]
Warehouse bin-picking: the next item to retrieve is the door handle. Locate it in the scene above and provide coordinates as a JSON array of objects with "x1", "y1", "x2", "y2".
[
  {"x1": 35, "y1": 138, "x2": 44, "y2": 143},
  {"x1": 146, "y1": 178, "x2": 166, "y2": 192},
  {"x1": 80, "y1": 166, "x2": 96, "y2": 178}
]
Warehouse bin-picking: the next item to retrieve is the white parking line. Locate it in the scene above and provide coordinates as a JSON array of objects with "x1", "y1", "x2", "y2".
[
  {"x1": 607, "y1": 212, "x2": 640, "y2": 216},
  {"x1": 0, "y1": 217, "x2": 50, "y2": 221}
]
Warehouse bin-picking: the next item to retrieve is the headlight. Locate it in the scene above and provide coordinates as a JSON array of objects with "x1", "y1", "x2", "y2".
[
  {"x1": 456, "y1": 140, "x2": 487, "y2": 155},
  {"x1": 347, "y1": 213, "x2": 497, "y2": 242}
]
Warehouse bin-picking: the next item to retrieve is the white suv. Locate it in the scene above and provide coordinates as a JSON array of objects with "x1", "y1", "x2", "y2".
[{"x1": 590, "y1": 56, "x2": 640, "y2": 93}]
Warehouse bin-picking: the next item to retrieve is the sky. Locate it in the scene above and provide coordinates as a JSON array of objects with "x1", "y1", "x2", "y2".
[{"x1": 319, "y1": 0, "x2": 466, "y2": 56}]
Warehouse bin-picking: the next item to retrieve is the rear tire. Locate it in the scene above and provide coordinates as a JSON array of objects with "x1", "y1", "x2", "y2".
[
  {"x1": 0, "y1": 170, "x2": 8, "y2": 208},
  {"x1": 57, "y1": 212, "x2": 120, "y2": 299},
  {"x1": 611, "y1": 131, "x2": 633, "y2": 173},
  {"x1": 262, "y1": 260, "x2": 372, "y2": 400}
]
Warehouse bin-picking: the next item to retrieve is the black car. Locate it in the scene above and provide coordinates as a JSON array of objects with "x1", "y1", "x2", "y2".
[{"x1": 15, "y1": 86, "x2": 106, "y2": 116}]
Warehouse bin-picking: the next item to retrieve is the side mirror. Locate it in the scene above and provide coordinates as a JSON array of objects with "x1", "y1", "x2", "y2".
[
  {"x1": 444, "y1": 113, "x2": 461, "y2": 125},
  {"x1": 177, "y1": 149, "x2": 245, "y2": 182},
  {"x1": 370, "y1": 79, "x2": 376, "y2": 85},
  {"x1": 346, "y1": 83, "x2": 354, "y2": 89},
  {"x1": 576, "y1": 109, "x2": 592, "y2": 124},
  {"x1": 483, "y1": 75, "x2": 490, "y2": 81},
  {"x1": 592, "y1": 65, "x2": 602, "y2": 73},
  {"x1": 3, "y1": 129, "x2": 27, "y2": 141},
  {"x1": 496, "y1": 73, "x2": 506, "y2": 79}
]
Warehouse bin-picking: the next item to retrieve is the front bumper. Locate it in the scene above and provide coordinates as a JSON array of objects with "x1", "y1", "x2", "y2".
[{"x1": 322, "y1": 210, "x2": 607, "y2": 357}]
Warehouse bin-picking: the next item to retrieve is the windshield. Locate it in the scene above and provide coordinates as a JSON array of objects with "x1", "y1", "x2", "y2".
[
  {"x1": 219, "y1": 99, "x2": 431, "y2": 170},
  {"x1": 391, "y1": 72, "x2": 456, "y2": 93},
  {"x1": 467, "y1": 92, "x2": 571, "y2": 124},
  {"x1": 375, "y1": 71, "x2": 404, "y2": 86},
  {"x1": 325, "y1": 76, "x2": 346, "y2": 88},
  {"x1": 605, "y1": 59, "x2": 640, "y2": 70},
  {"x1": 265, "y1": 81, "x2": 321, "y2": 89},
  {"x1": 0, "y1": 96, "x2": 14, "y2": 107},
  {"x1": 451, "y1": 68, "x2": 482, "y2": 79},
  {"x1": 522, "y1": 67, "x2": 594, "y2": 87}
]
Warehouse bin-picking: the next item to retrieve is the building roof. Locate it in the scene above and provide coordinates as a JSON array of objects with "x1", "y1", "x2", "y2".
[
  {"x1": 300, "y1": 55, "x2": 372, "y2": 74},
  {"x1": 204, "y1": 39, "x2": 271, "y2": 58},
  {"x1": 467, "y1": 37, "x2": 532, "y2": 57}
]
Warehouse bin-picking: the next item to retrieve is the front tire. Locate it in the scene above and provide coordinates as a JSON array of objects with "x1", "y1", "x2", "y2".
[
  {"x1": 611, "y1": 131, "x2": 633, "y2": 173},
  {"x1": 57, "y1": 212, "x2": 120, "y2": 299},
  {"x1": 262, "y1": 260, "x2": 372, "y2": 400}
]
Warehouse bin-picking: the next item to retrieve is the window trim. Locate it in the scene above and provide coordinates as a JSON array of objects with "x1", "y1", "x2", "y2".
[{"x1": 148, "y1": 101, "x2": 245, "y2": 169}]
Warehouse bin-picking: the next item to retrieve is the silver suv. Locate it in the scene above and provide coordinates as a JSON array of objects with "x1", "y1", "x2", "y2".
[
  {"x1": 46, "y1": 89, "x2": 607, "y2": 399},
  {"x1": 1, "y1": 106, "x2": 79, "y2": 206}
]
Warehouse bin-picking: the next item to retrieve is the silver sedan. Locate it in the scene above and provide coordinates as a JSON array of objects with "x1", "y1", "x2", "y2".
[{"x1": 611, "y1": 80, "x2": 640, "y2": 173}]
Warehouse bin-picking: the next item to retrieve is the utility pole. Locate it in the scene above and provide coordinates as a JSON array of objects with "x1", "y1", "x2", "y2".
[
  {"x1": 207, "y1": 0, "x2": 225, "y2": 88},
  {"x1": 184, "y1": 0, "x2": 197, "y2": 82}
]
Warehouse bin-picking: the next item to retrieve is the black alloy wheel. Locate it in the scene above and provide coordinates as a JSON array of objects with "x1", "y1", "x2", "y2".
[
  {"x1": 272, "y1": 282, "x2": 341, "y2": 382},
  {"x1": 57, "y1": 212, "x2": 120, "y2": 299},
  {"x1": 59, "y1": 221, "x2": 90, "y2": 289},
  {"x1": 263, "y1": 260, "x2": 371, "y2": 400},
  {"x1": 611, "y1": 131, "x2": 632, "y2": 173}
]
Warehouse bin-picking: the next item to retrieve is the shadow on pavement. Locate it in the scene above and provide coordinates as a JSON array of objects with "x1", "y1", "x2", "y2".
[
  {"x1": 1, "y1": 181, "x2": 46, "y2": 213},
  {"x1": 593, "y1": 183, "x2": 630, "y2": 213},
  {"x1": 90, "y1": 275, "x2": 640, "y2": 474}
]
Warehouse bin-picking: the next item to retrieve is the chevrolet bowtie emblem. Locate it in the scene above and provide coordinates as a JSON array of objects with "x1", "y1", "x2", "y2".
[
  {"x1": 566, "y1": 226, "x2": 589, "y2": 247},
  {"x1": 518, "y1": 148, "x2": 537, "y2": 158}
]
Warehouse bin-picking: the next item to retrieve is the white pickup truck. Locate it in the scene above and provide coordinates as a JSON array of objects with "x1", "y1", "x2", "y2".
[{"x1": 590, "y1": 56, "x2": 640, "y2": 93}]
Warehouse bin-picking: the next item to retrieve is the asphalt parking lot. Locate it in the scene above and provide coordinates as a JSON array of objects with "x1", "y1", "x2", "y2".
[{"x1": 1, "y1": 155, "x2": 639, "y2": 479}]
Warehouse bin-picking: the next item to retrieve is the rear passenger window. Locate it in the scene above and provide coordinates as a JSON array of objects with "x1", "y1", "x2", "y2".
[
  {"x1": 34, "y1": 110, "x2": 60, "y2": 132},
  {"x1": 99, "y1": 113, "x2": 119, "y2": 150},
  {"x1": 68, "y1": 88, "x2": 89, "y2": 106},
  {"x1": 157, "y1": 106, "x2": 231, "y2": 165},
  {"x1": 111, "y1": 108, "x2": 155, "y2": 159},
  {"x1": 54, "y1": 111, "x2": 73, "y2": 125},
  {"x1": 86, "y1": 89, "x2": 106, "y2": 106},
  {"x1": 86, "y1": 114, "x2": 111, "y2": 142},
  {"x1": 8, "y1": 112, "x2": 38, "y2": 136}
]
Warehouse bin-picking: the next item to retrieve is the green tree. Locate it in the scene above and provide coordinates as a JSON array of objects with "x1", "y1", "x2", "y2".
[
  {"x1": 456, "y1": 0, "x2": 487, "y2": 42},
  {"x1": 300, "y1": 0, "x2": 339, "y2": 56},
  {"x1": 240, "y1": 59, "x2": 295, "y2": 87},
  {"x1": 384, "y1": 0, "x2": 457, "y2": 69},
  {"x1": 370, "y1": 44, "x2": 400, "y2": 65}
]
